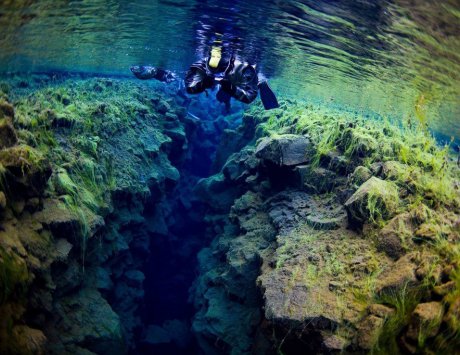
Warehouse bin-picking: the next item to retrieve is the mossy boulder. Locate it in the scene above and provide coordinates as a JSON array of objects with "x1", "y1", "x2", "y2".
[
  {"x1": 0, "y1": 145, "x2": 51, "y2": 197},
  {"x1": 0, "y1": 118, "x2": 18, "y2": 148},
  {"x1": 345, "y1": 177, "x2": 399, "y2": 227},
  {"x1": 0, "y1": 100, "x2": 14, "y2": 119},
  {"x1": 296, "y1": 165, "x2": 345, "y2": 193},
  {"x1": 51, "y1": 289, "x2": 124, "y2": 355},
  {"x1": 377, "y1": 212, "x2": 415, "y2": 259},
  {"x1": 341, "y1": 127, "x2": 379, "y2": 158},
  {"x1": 7, "y1": 325, "x2": 47, "y2": 355},
  {"x1": 356, "y1": 314, "x2": 385, "y2": 350},
  {"x1": 375, "y1": 253, "x2": 418, "y2": 294},
  {"x1": 194, "y1": 173, "x2": 242, "y2": 212},
  {"x1": 255, "y1": 134, "x2": 311, "y2": 167},
  {"x1": 405, "y1": 302, "x2": 443, "y2": 342},
  {"x1": 34, "y1": 199, "x2": 80, "y2": 238},
  {"x1": 349, "y1": 165, "x2": 372, "y2": 188},
  {"x1": 0, "y1": 247, "x2": 29, "y2": 304}
]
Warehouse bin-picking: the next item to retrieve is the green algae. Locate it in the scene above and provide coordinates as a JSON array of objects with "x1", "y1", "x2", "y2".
[
  {"x1": 0, "y1": 73, "x2": 457, "y2": 354},
  {"x1": 5, "y1": 77, "x2": 182, "y2": 268},
  {"x1": 0, "y1": 76, "x2": 190, "y2": 353},
  {"x1": 0, "y1": 247, "x2": 29, "y2": 305},
  {"x1": 371, "y1": 282, "x2": 423, "y2": 354},
  {"x1": 245, "y1": 100, "x2": 460, "y2": 353}
]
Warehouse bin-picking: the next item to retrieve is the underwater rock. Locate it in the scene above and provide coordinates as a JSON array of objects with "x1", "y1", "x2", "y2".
[
  {"x1": 344, "y1": 177, "x2": 399, "y2": 227},
  {"x1": 375, "y1": 253, "x2": 418, "y2": 294},
  {"x1": 321, "y1": 333, "x2": 347, "y2": 352},
  {"x1": 192, "y1": 190, "x2": 276, "y2": 355},
  {"x1": 414, "y1": 222, "x2": 445, "y2": 242},
  {"x1": 255, "y1": 134, "x2": 310, "y2": 167},
  {"x1": 25, "y1": 197, "x2": 40, "y2": 212},
  {"x1": 8, "y1": 325, "x2": 47, "y2": 355},
  {"x1": 85, "y1": 267, "x2": 113, "y2": 291},
  {"x1": 368, "y1": 303, "x2": 395, "y2": 318},
  {"x1": 51, "y1": 114, "x2": 76, "y2": 128},
  {"x1": 0, "y1": 145, "x2": 52, "y2": 197},
  {"x1": 194, "y1": 173, "x2": 242, "y2": 211},
  {"x1": 340, "y1": 127, "x2": 378, "y2": 158},
  {"x1": 222, "y1": 148, "x2": 257, "y2": 182},
  {"x1": 213, "y1": 114, "x2": 256, "y2": 171},
  {"x1": 297, "y1": 166, "x2": 345, "y2": 194},
  {"x1": 432, "y1": 281, "x2": 455, "y2": 297},
  {"x1": 190, "y1": 100, "x2": 460, "y2": 355},
  {"x1": 405, "y1": 302, "x2": 443, "y2": 341},
  {"x1": 144, "y1": 319, "x2": 192, "y2": 349},
  {"x1": 0, "y1": 100, "x2": 14, "y2": 119},
  {"x1": 306, "y1": 211, "x2": 346, "y2": 230},
  {"x1": 349, "y1": 165, "x2": 372, "y2": 187},
  {"x1": 50, "y1": 288, "x2": 124, "y2": 355},
  {"x1": 0, "y1": 191, "x2": 6, "y2": 210},
  {"x1": 379, "y1": 160, "x2": 408, "y2": 180},
  {"x1": 326, "y1": 152, "x2": 350, "y2": 175},
  {"x1": 0, "y1": 117, "x2": 18, "y2": 148},
  {"x1": 356, "y1": 314, "x2": 385, "y2": 350},
  {"x1": 35, "y1": 199, "x2": 80, "y2": 238},
  {"x1": 377, "y1": 212, "x2": 414, "y2": 259},
  {"x1": 444, "y1": 296, "x2": 460, "y2": 337},
  {"x1": 54, "y1": 238, "x2": 73, "y2": 261}
]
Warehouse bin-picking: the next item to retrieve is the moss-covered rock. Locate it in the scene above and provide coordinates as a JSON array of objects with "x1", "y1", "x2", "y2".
[
  {"x1": 405, "y1": 301, "x2": 443, "y2": 342},
  {"x1": 345, "y1": 176, "x2": 399, "y2": 227},
  {"x1": 0, "y1": 100, "x2": 14, "y2": 119},
  {"x1": 7, "y1": 325, "x2": 47, "y2": 355},
  {"x1": 192, "y1": 100, "x2": 460, "y2": 354},
  {"x1": 349, "y1": 165, "x2": 372, "y2": 187},
  {"x1": 255, "y1": 134, "x2": 311, "y2": 166},
  {"x1": 0, "y1": 117, "x2": 18, "y2": 148},
  {"x1": 0, "y1": 145, "x2": 51, "y2": 197},
  {"x1": 0, "y1": 76, "x2": 202, "y2": 354},
  {"x1": 49, "y1": 288, "x2": 124, "y2": 354},
  {"x1": 377, "y1": 212, "x2": 415, "y2": 259}
]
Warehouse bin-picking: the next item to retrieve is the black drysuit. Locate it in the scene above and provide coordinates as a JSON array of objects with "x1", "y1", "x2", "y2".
[{"x1": 184, "y1": 58, "x2": 258, "y2": 105}]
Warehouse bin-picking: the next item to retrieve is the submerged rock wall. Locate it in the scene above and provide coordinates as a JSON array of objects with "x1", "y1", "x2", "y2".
[
  {"x1": 192, "y1": 103, "x2": 460, "y2": 354},
  {"x1": 0, "y1": 74, "x2": 458, "y2": 355},
  {"x1": 0, "y1": 76, "x2": 201, "y2": 354}
]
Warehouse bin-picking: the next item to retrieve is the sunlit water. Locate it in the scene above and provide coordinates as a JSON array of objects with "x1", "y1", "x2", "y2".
[{"x1": 0, "y1": 0, "x2": 459, "y2": 138}]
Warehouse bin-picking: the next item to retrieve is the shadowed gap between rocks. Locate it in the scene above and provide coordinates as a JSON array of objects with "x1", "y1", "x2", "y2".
[{"x1": 137, "y1": 102, "x2": 245, "y2": 355}]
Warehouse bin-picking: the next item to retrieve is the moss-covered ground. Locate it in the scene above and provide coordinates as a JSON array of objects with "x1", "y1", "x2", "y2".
[
  {"x1": 0, "y1": 75, "x2": 189, "y2": 354},
  {"x1": 0, "y1": 73, "x2": 458, "y2": 354},
  {"x1": 249, "y1": 101, "x2": 460, "y2": 353}
]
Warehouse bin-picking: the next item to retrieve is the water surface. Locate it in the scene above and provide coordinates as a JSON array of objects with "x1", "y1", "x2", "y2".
[{"x1": 0, "y1": 0, "x2": 459, "y2": 137}]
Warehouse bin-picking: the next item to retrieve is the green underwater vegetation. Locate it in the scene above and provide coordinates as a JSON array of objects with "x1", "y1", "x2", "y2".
[
  {"x1": 0, "y1": 74, "x2": 458, "y2": 354},
  {"x1": 0, "y1": 76, "x2": 189, "y2": 353},
  {"x1": 227, "y1": 101, "x2": 460, "y2": 354}
]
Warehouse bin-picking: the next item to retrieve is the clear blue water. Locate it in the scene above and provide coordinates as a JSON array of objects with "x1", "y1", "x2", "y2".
[
  {"x1": 1, "y1": 0, "x2": 459, "y2": 138},
  {"x1": 0, "y1": 1, "x2": 459, "y2": 354}
]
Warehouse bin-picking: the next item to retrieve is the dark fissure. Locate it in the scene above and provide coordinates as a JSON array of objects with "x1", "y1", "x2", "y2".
[{"x1": 138, "y1": 101, "x2": 244, "y2": 354}]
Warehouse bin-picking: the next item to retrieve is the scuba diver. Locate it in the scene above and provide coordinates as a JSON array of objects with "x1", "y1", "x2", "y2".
[
  {"x1": 130, "y1": 45, "x2": 279, "y2": 111},
  {"x1": 184, "y1": 45, "x2": 279, "y2": 111}
]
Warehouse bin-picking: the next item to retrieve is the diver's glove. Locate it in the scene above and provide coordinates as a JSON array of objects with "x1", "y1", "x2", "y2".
[
  {"x1": 131, "y1": 65, "x2": 158, "y2": 80},
  {"x1": 220, "y1": 79, "x2": 236, "y2": 94},
  {"x1": 203, "y1": 74, "x2": 215, "y2": 89}
]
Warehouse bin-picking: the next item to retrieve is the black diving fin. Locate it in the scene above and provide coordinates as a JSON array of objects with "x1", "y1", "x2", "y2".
[{"x1": 258, "y1": 80, "x2": 279, "y2": 110}]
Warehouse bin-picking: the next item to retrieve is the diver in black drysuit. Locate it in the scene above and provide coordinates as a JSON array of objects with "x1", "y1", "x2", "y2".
[
  {"x1": 130, "y1": 48, "x2": 278, "y2": 111},
  {"x1": 184, "y1": 50, "x2": 259, "y2": 111}
]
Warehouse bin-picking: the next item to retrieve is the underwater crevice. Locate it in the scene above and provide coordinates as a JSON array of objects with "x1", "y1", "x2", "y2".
[{"x1": 135, "y1": 97, "x2": 245, "y2": 354}]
